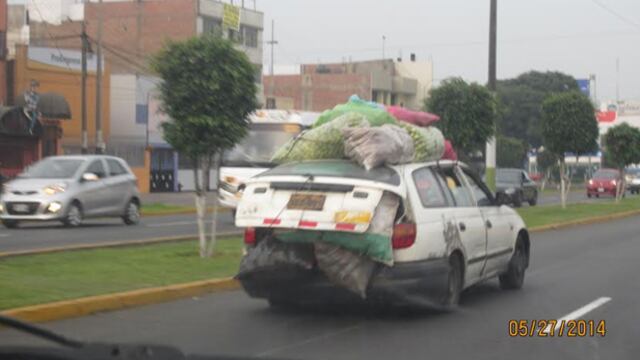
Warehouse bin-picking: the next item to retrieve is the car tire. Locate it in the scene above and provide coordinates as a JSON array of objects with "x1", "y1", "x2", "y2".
[
  {"x1": 499, "y1": 237, "x2": 528, "y2": 290},
  {"x1": 1, "y1": 220, "x2": 19, "y2": 229},
  {"x1": 62, "y1": 202, "x2": 83, "y2": 228},
  {"x1": 122, "y1": 200, "x2": 140, "y2": 225},
  {"x1": 512, "y1": 192, "x2": 523, "y2": 208},
  {"x1": 528, "y1": 192, "x2": 537, "y2": 206},
  {"x1": 441, "y1": 254, "x2": 463, "y2": 308}
]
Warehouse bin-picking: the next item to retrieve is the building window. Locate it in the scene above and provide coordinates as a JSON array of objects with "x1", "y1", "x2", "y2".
[
  {"x1": 135, "y1": 104, "x2": 148, "y2": 124},
  {"x1": 266, "y1": 98, "x2": 276, "y2": 109},
  {"x1": 0, "y1": 31, "x2": 6, "y2": 59},
  {"x1": 243, "y1": 26, "x2": 259, "y2": 48},
  {"x1": 254, "y1": 64, "x2": 262, "y2": 84},
  {"x1": 390, "y1": 94, "x2": 398, "y2": 106},
  {"x1": 202, "y1": 16, "x2": 222, "y2": 36},
  {"x1": 227, "y1": 28, "x2": 242, "y2": 43}
]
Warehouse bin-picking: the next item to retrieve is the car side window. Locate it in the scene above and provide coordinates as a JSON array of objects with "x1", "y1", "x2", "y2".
[
  {"x1": 459, "y1": 169, "x2": 494, "y2": 207},
  {"x1": 439, "y1": 166, "x2": 474, "y2": 207},
  {"x1": 86, "y1": 160, "x2": 107, "y2": 179},
  {"x1": 412, "y1": 167, "x2": 450, "y2": 208},
  {"x1": 107, "y1": 159, "x2": 128, "y2": 176}
]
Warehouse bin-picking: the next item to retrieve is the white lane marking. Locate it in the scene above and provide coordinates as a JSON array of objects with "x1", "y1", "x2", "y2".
[{"x1": 544, "y1": 297, "x2": 611, "y2": 334}]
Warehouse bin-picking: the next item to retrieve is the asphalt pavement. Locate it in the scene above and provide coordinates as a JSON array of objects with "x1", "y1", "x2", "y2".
[
  {"x1": 0, "y1": 189, "x2": 607, "y2": 253},
  {"x1": 1, "y1": 214, "x2": 638, "y2": 359},
  {"x1": 0, "y1": 212, "x2": 237, "y2": 253}
]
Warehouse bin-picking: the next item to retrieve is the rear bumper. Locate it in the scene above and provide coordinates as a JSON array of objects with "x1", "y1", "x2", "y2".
[
  {"x1": 238, "y1": 257, "x2": 449, "y2": 306},
  {"x1": 586, "y1": 187, "x2": 616, "y2": 195}
]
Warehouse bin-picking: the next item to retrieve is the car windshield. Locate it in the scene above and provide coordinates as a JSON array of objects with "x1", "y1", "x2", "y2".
[
  {"x1": 258, "y1": 160, "x2": 401, "y2": 186},
  {"x1": 221, "y1": 123, "x2": 302, "y2": 167},
  {"x1": 593, "y1": 170, "x2": 618, "y2": 179},
  {"x1": 496, "y1": 170, "x2": 522, "y2": 183},
  {"x1": 20, "y1": 158, "x2": 84, "y2": 179}
]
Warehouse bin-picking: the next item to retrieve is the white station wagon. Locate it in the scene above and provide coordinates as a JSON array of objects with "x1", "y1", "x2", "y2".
[{"x1": 235, "y1": 160, "x2": 530, "y2": 308}]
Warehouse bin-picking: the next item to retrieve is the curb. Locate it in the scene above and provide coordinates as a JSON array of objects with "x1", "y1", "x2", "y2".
[
  {"x1": 2, "y1": 209, "x2": 640, "y2": 324},
  {"x1": 1, "y1": 278, "x2": 240, "y2": 323},
  {"x1": 528, "y1": 209, "x2": 640, "y2": 233},
  {"x1": 0, "y1": 231, "x2": 242, "y2": 259}
]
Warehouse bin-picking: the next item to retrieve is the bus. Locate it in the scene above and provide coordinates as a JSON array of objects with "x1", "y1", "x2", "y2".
[{"x1": 218, "y1": 110, "x2": 320, "y2": 210}]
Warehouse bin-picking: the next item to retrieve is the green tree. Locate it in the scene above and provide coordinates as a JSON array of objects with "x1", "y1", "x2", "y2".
[
  {"x1": 497, "y1": 71, "x2": 578, "y2": 147},
  {"x1": 541, "y1": 92, "x2": 598, "y2": 208},
  {"x1": 603, "y1": 123, "x2": 640, "y2": 201},
  {"x1": 152, "y1": 35, "x2": 258, "y2": 257},
  {"x1": 536, "y1": 149, "x2": 559, "y2": 191},
  {"x1": 497, "y1": 135, "x2": 527, "y2": 168},
  {"x1": 425, "y1": 77, "x2": 496, "y2": 158}
]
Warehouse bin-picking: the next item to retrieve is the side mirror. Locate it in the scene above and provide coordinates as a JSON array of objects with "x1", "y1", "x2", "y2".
[
  {"x1": 81, "y1": 172, "x2": 99, "y2": 182},
  {"x1": 495, "y1": 191, "x2": 510, "y2": 206}
]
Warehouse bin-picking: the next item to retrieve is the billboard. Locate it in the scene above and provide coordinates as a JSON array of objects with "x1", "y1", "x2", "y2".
[
  {"x1": 223, "y1": 3, "x2": 241, "y2": 31},
  {"x1": 576, "y1": 79, "x2": 590, "y2": 97},
  {"x1": 27, "y1": 46, "x2": 103, "y2": 73}
]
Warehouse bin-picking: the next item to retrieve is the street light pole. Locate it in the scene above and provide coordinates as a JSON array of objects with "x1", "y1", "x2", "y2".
[
  {"x1": 485, "y1": 0, "x2": 497, "y2": 191},
  {"x1": 81, "y1": 20, "x2": 88, "y2": 154},
  {"x1": 95, "y1": 0, "x2": 104, "y2": 154}
]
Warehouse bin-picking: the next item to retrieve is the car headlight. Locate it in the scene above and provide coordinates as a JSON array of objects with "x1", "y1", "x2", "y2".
[
  {"x1": 43, "y1": 183, "x2": 67, "y2": 195},
  {"x1": 0, "y1": 203, "x2": 4, "y2": 213},
  {"x1": 588, "y1": 179, "x2": 594, "y2": 185},
  {"x1": 47, "y1": 201, "x2": 63, "y2": 213},
  {"x1": 611, "y1": 180, "x2": 617, "y2": 186}
]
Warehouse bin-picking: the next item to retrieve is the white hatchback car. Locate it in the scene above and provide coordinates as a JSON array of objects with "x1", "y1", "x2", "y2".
[{"x1": 235, "y1": 160, "x2": 530, "y2": 308}]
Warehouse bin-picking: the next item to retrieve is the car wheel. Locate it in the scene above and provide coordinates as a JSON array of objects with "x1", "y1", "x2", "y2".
[
  {"x1": 1, "y1": 220, "x2": 19, "y2": 229},
  {"x1": 441, "y1": 254, "x2": 463, "y2": 308},
  {"x1": 62, "y1": 203, "x2": 83, "y2": 227},
  {"x1": 122, "y1": 200, "x2": 140, "y2": 225},
  {"x1": 499, "y1": 237, "x2": 528, "y2": 290},
  {"x1": 512, "y1": 192, "x2": 523, "y2": 208},
  {"x1": 528, "y1": 192, "x2": 537, "y2": 206}
]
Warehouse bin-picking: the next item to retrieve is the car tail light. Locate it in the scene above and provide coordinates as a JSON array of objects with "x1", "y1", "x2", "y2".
[
  {"x1": 244, "y1": 227, "x2": 256, "y2": 245},
  {"x1": 392, "y1": 223, "x2": 416, "y2": 249},
  {"x1": 611, "y1": 180, "x2": 617, "y2": 186},
  {"x1": 588, "y1": 179, "x2": 593, "y2": 185}
]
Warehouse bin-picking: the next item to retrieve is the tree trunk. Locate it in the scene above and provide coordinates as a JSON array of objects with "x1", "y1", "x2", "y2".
[
  {"x1": 192, "y1": 156, "x2": 208, "y2": 258},
  {"x1": 207, "y1": 153, "x2": 220, "y2": 258},
  {"x1": 560, "y1": 160, "x2": 567, "y2": 209},
  {"x1": 616, "y1": 167, "x2": 624, "y2": 203},
  {"x1": 200, "y1": 158, "x2": 211, "y2": 257}
]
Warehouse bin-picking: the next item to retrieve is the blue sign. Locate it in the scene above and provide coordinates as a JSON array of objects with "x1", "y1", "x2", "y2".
[{"x1": 576, "y1": 79, "x2": 590, "y2": 97}]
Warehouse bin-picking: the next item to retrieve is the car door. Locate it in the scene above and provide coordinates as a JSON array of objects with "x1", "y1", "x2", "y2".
[
  {"x1": 77, "y1": 159, "x2": 110, "y2": 216},
  {"x1": 435, "y1": 165, "x2": 488, "y2": 286},
  {"x1": 104, "y1": 158, "x2": 131, "y2": 214},
  {"x1": 403, "y1": 166, "x2": 455, "y2": 264},
  {"x1": 458, "y1": 167, "x2": 514, "y2": 277}
]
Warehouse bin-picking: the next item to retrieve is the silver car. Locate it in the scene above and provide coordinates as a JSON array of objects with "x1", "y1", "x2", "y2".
[{"x1": 0, "y1": 155, "x2": 141, "y2": 228}]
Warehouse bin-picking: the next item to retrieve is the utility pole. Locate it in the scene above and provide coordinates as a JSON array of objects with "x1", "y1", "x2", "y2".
[
  {"x1": 81, "y1": 20, "x2": 88, "y2": 154},
  {"x1": 485, "y1": 0, "x2": 497, "y2": 191},
  {"x1": 266, "y1": 19, "x2": 278, "y2": 108},
  {"x1": 382, "y1": 35, "x2": 386, "y2": 60},
  {"x1": 95, "y1": 0, "x2": 104, "y2": 154},
  {"x1": 615, "y1": 57, "x2": 620, "y2": 103}
]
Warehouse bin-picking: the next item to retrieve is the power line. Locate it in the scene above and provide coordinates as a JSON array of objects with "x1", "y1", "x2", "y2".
[{"x1": 590, "y1": 0, "x2": 640, "y2": 31}]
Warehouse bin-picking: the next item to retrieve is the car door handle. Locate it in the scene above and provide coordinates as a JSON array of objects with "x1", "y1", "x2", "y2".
[
  {"x1": 485, "y1": 220, "x2": 492, "y2": 229},
  {"x1": 459, "y1": 222, "x2": 466, "y2": 232}
]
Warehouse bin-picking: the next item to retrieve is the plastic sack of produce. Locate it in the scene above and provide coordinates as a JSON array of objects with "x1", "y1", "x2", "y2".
[
  {"x1": 396, "y1": 122, "x2": 445, "y2": 162},
  {"x1": 313, "y1": 95, "x2": 397, "y2": 128},
  {"x1": 441, "y1": 140, "x2": 458, "y2": 161},
  {"x1": 342, "y1": 124, "x2": 415, "y2": 170},
  {"x1": 314, "y1": 242, "x2": 375, "y2": 298},
  {"x1": 276, "y1": 191, "x2": 400, "y2": 266},
  {"x1": 386, "y1": 106, "x2": 440, "y2": 127},
  {"x1": 271, "y1": 112, "x2": 369, "y2": 163},
  {"x1": 236, "y1": 237, "x2": 315, "y2": 278}
]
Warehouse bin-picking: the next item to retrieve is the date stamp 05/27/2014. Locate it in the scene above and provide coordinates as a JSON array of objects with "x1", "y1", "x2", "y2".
[{"x1": 508, "y1": 320, "x2": 607, "y2": 337}]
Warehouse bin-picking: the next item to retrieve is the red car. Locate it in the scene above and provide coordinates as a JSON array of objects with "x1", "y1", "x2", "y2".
[{"x1": 587, "y1": 169, "x2": 621, "y2": 198}]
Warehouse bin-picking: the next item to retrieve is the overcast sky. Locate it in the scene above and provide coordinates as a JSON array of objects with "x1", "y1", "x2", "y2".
[{"x1": 257, "y1": 0, "x2": 640, "y2": 102}]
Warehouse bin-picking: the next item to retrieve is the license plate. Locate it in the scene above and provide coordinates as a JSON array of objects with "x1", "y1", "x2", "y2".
[
  {"x1": 287, "y1": 194, "x2": 326, "y2": 211},
  {"x1": 598, "y1": 188, "x2": 604, "y2": 193},
  {"x1": 12, "y1": 204, "x2": 30, "y2": 213}
]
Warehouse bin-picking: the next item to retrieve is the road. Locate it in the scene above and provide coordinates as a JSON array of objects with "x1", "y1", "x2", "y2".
[
  {"x1": 0, "y1": 212, "x2": 237, "y2": 253},
  {"x1": 0, "y1": 190, "x2": 610, "y2": 253},
  {"x1": 1, "y1": 215, "x2": 638, "y2": 359}
]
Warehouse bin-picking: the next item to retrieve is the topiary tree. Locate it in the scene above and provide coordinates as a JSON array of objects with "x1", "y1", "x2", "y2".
[
  {"x1": 425, "y1": 77, "x2": 496, "y2": 159},
  {"x1": 541, "y1": 92, "x2": 598, "y2": 208},
  {"x1": 152, "y1": 35, "x2": 258, "y2": 257},
  {"x1": 603, "y1": 123, "x2": 640, "y2": 202}
]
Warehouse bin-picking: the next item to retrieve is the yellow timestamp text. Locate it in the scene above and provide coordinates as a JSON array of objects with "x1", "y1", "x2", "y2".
[{"x1": 508, "y1": 319, "x2": 606, "y2": 337}]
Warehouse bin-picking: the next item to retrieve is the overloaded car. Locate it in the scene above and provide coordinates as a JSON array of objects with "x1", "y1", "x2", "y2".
[
  {"x1": 235, "y1": 160, "x2": 530, "y2": 308},
  {"x1": 495, "y1": 168, "x2": 538, "y2": 207},
  {"x1": 0, "y1": 155, "x2": 141, "y2": 228},
  {"x1": 587, "y1": 168, "x2": 622, "y2": 198},
  {"x1": 625, "y1": 168, "x2": 640, "y2": 195}
]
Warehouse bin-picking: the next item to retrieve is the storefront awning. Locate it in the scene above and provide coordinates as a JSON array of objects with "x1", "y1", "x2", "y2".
[{"x1": 15, "y1": 92, "x2": 72, "y2": 119}]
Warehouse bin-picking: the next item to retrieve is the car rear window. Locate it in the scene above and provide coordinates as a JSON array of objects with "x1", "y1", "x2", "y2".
[
  {"x1": 259, "y1": 160, "x2": 401, "y2": 186},
  {"x1": 594, "y1": 170, "x2": 618, "y2": 179}
]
